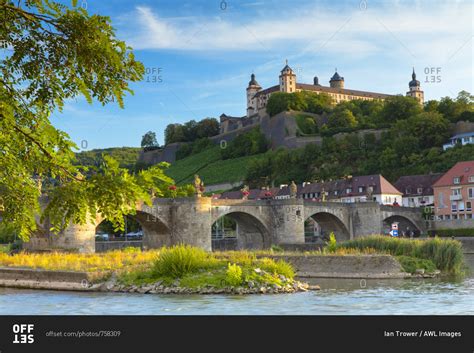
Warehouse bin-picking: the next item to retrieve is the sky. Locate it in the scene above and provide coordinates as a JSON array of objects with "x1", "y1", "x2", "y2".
[{"x1": 48, "y1": 0, "x2": 473, "y2": 150}]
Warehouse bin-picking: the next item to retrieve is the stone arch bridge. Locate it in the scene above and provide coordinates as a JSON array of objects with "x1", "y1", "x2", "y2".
[{"x1": 24, "y1": 198, "x2": 426, "y2": 253}]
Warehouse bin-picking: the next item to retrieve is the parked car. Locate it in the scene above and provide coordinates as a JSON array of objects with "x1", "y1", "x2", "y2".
[{"x1": 95, "y1": 233, "x2": 109, "y2": 241}]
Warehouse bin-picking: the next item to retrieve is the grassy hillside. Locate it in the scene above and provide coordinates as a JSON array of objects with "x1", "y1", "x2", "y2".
[
  {"x1": 165, "y1": 146, "x2": 267, "y2": 185},
  {"x1": 165, "y1": 146, "x2": 222, "y2": 184}
]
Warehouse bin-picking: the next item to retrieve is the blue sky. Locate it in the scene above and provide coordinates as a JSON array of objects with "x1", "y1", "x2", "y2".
[{"x1": 49, "y1": 0, "x2": 473, "y2": 150}]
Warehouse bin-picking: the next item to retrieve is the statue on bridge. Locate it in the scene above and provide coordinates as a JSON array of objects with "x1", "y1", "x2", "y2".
[
  {"x1": 290, "y1": 181, "x2": 297, "y2": 199},
  {"x1": 241, "y1": 185, "x2": 250, "y2": 200},
  {"x1": 194, "y1": 174, "x2": 205, "y2": 197}
]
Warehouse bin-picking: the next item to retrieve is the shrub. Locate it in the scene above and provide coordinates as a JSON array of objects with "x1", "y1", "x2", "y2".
[
  {"x1": 337, "y1": 235, "x2": 465, "y2": 274},
  {"x1": 152, "y1": 245, "x2": 214, "y2": 278},
  {"x1": 326, "y1": 232, "x2": 337, "y2": 253},
  {"x1": 397, "y1": 256, "x2": 437, "y2": 274},
  {"x1": 270, "y1": 245, "x2": 284, "y2": 253},
  {"x1": 226, "y1": 263, "x2": 243, "y2": 286},
  {"x1": 431, "y1": 228, "x2": 474, "y2": 237},
  {"x1": 259, "y1": 258, "x2": 295, "y2": 279}
]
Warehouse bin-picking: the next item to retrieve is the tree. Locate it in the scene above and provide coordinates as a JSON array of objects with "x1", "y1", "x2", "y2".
[
  {"x1": 0, "y1": 1, "x2": 173, "y2": 239},
  {"x1": 195, "y1": 118, "x2": 219, "y2": 138},
  {"x1": 141, "y1": 131, "x2": 158, "y2": 149},
  {"x1": 380, "y1": 96, "x2": 422, "y2": 123},
  {"x1": 266, "y1": 92, "x2": 307, "y2": 116},
  {"x1": 164, "y1": 124, "x2": 185, "y2": 145},
  {"x1": 328, "y1": 108, "x2": 358, "y2": 129}
]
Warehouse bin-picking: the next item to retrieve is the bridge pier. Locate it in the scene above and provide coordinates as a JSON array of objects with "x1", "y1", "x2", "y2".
[{"x1": 272, "y1": 199, "x2": 305, "y2": 245}]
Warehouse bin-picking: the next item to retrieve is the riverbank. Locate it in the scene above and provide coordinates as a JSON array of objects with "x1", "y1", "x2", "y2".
[
  {"x1": 0, "y1": 253, "x2": 437, "y2": 294},
  {"x1": 0, "y1": 237, "x2": 466, "y2": 294}
]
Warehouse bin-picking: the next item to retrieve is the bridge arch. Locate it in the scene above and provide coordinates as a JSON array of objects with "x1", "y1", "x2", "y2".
[
  {"x1": 305, "y1": 212, "x2": 350, "y2": 242},
  {"x1": 382, "y1": 215, "x2": 422, "y2": 237},
  {"x1": 211, "y1": 211, "x2": 271, "y2": 251}
]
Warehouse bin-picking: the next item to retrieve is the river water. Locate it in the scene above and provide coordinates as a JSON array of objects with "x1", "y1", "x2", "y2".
[{"x1": 0, "y1": 255, "x2": 473, "y2": 315}]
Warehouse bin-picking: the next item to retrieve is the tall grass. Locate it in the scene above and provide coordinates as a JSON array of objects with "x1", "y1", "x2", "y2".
[
  {"x1": 152, "y1": 245, "x2": 218, "y2": 278},
  {"x1": 337, "y1": 236, "x2": 465, "y2": 274},
  {"x1": 0, "y1": 248, "x2": 159, "y2": 272}
]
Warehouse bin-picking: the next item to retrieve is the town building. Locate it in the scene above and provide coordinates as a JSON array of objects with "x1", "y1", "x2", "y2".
[
  {"x1": 246, "y1": 62, "x2": 424, "y2": 117},
  {"x1": 299, "y1": 175, "x2": 402, "y2": 205},
  {"x1": 394, "y1": 173, "x2": 443, "y2": 208},
  {"x1": 219, "y1": 174, "x2": 403, "y2": 206},
  {"x1": 433, "y1": 161, "x2": 474, "y2": 220},
  {"x1": 442, "y1": 132, "x2": 474, "y2": 150}
]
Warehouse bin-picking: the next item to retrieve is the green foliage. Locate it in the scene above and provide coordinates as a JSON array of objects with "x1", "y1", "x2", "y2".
[
  {"x1": 166, "y1": 145, "x2": 267, "y2": 186},
  {"x1": 164, "y1": 118, "x2": 219, "y2": 145},
  {"x1": 221, "y1": 128, "x2": 269, "y2": 160},
  {"x1": 326, "y1": 232, "x2": 337, "y2": 253},
  {"x1": 259, "y1": 258, "x2": 295, "y2": 279},
  {"x1": 270, "y1": 245, "x2": 284, "y2": 253},
  {"x1": 0, "y1": 1, "x2": 153, "y2": 239},
  {"x1": 176, "y1": 138, "x2": 214, "y2": 160},
  {"x1": 152, "y1": 245, "x2": 215, "y2": 278},
  {"x1": 75, "y1": 147, "x2": 142, "y2": 171},
  {"x1": 432, "y1": 229, "x2": 474, "y2": 237},
  {"x1": 0, "y1": 223, "x2": 17, "y2": 243},
  {"x1": 327, "y1": 108, "x2": 358, "y2": 131},
  {"x1": 296, "y1": 114, "x2": 319, "y2": 135},
  {"x1": 266, "y1": 91, "x2": 332, "y2": 117},
  {"x1": 225, "y1": 263, "x2": 243, "y2": 286},
  {"x1": 337, "y1": 236, "x2": 465, "y2": 274},
  {"x1": 141, "y1": 131, "x2": 159, "y2": 150},
  {"x1": 380, "y1": 96, "x2": 423, "y2": 123},
  {"x1": 165, "y1": 146, "x2": 222, "y2": 184},
  {"x1": 396, "y1": 255, "x2": 437, "y2": 274}
]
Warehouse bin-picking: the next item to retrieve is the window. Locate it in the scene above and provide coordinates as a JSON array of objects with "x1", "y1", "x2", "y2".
[
  {"x1": 467, "y1": 202, "x2": 472, "y2": 212},
  {"x1": 334, "y1": 191, "x2": 338, "y2": 196},
  {"x1": 469, "y1": 188, "x2": 474, "y2": 199},
  {"x1": 405, "y1": 187, "x2": 412, "y2": 194},
  {"x1": 452, "y1": 188, "x2": 461, "y2": 196},
  {"x1": 451, "y1": 202, "x2": 457, "y2": 212},
  {"x1": 469, "y1": 175, "x2": 474, "y2": 183},
  {"x1": 453, "y1": 177, "x2": 461, "y2": 184},
  {"x1": 417, "y1": 188, "x2": 423, "y2": 194},
  {"x1": 358, "y1": 186, "x2": 364, "y2": 193},
  {"x1": 346, "y1": 188, "x2": 352, "y2": 194},
  {"x1": 452, "y1": 214, "x2": 458, "y2": 220},
  {"x1": 459, "y1": 201, "x2": 465, "y2": 211}
]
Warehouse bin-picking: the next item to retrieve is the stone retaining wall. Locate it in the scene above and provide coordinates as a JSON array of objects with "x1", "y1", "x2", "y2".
[
  {"x1": 269, "y1": 254, "x2": 408, "y2": 279},
  {"x1": 0, "y1": 267, "x2": 94, "y2": 291}
]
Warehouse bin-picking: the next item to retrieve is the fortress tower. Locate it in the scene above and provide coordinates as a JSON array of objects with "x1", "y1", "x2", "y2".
[
  {"x1": 246, "y1": 73, "x2": 261, "y2": 117},
  {"x1": 279, "y1": 60, "x2": 296, "y2": 93},
  {"x1": 329, "y1": 69, "x2": 344, "y2": 89},
  {"x1": 406, "y1": 68, "x2": 424, "y2": 105}
]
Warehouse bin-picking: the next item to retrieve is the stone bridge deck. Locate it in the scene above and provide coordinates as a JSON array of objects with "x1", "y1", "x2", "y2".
[{"x1": 24, "y1": 197, "x2": 426, "y2": 253}]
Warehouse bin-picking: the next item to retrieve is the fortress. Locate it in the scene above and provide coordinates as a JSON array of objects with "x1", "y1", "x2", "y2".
[
  {"x1": 140, "y1": 63, "x2": 425, "y2": 164},
  {"x1": 220, "y1": 62, "x2": 424, "y2": 134}
]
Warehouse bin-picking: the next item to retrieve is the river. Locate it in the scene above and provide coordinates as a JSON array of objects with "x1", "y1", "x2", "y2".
[{"x1": 0, "y1": 255, "x2": 473, "y2": 315}]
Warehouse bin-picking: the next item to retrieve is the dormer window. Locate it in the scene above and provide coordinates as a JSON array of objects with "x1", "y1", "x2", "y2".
[
  {"x1": 358, "y1": 186, "x2": 364, "y2": 193},
  {"x1": 453, "y1": 177, "x2": 461, "y2": 184},
  {"x1": 346, "y1": 188, "x2": 352, "y2": 194},
  {"x1": 417, "y1": 188, "x2": 423, "y2": 194},
  {"x1": 469, "y1": 175, "x2": 474, "y2": 183}
]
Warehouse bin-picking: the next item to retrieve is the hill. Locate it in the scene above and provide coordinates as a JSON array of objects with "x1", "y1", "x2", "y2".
[
  {"x1": 164, "y1": 146, "x2": 266, "y2": 185},
  {"x1": 75, "y1": 147, "x2": 141, "y2": 170}
]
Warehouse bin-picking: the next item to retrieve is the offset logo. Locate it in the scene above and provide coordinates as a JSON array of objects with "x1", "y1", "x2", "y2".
[{"x1": 12, "y1": 324, "x2": 34, "y2": 344}]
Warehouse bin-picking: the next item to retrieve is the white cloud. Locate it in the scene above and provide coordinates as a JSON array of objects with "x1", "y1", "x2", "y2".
[{"x1": 125, "y1": 2, "x2": 472, "y2": 60}]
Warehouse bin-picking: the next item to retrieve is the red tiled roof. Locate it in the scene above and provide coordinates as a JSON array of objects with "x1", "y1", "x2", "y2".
[{"x1": 433, "y1": 161, "x2": 474, "y2": 187}]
